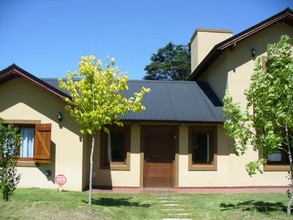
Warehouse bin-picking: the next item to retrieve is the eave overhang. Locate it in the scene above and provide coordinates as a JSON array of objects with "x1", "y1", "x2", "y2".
[
  {"x1": 0, "y1": 64, "x2": 70, "y2": 100},
  {"x1": 188, "y1": 8, "x2": 293, "y2": 81}
]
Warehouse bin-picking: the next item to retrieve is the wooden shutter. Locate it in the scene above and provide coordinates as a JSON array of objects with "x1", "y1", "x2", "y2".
[{"x1": 34, "y1": 123, "x2": 51, "y2": 163}]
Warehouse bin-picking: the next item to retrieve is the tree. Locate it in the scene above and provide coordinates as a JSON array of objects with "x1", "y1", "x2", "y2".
[
  {"x1": 223, "y1": 35, "x2": 293, "y2": 214},
  {"x1": 143, "y1": 42, "x2": 191, "y2": 80},
  {"x1": 0, "y1": 118, "x2": 22, "y2": 201},
  {"x1": 58, "y1": 55, "x2": 150, "y2": 205}
]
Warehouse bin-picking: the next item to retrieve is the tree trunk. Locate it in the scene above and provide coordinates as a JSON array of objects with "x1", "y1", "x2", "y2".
[
  {"x1": 88, "y1": 133, "x2": 96, "y2": 205},
  {"x1": 288, "y1": 195, "x2": 293, "y2": 215},
  {"x1": 285, "y1": 123, "x2": 293, "y2": 215}
]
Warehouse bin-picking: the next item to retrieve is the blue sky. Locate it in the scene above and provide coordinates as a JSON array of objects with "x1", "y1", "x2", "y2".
[{"x1": 0, "y1": 0, "x2": 292, "y2": 79}]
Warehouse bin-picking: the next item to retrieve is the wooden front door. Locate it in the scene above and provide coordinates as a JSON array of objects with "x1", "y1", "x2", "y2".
[{"x1": 143, "y1": 127, "x2": 176, "y2": 188}]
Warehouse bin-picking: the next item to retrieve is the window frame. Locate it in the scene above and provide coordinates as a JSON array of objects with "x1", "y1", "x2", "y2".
[
  {"x1": 264, "y1": 144, "x2": 292, "y2": 172},
  {"x1": 3, "y1": 120, "x2": 52, "y2": 166},
  {"x1": 188, "y1": 126, "x2": 217, "y2": 171},
  {"x1": 259, "y1": 128, "x2": 292, "y2": 172},
  {"x1": 18, "y1": 124, "x2": 35, "y2": 161},
  {"x1": 100, "y1": 124, "x2": 131, "y2": 171},
  {"x1": 267, "y1": 148, "x2": 290, "y2": 165}
]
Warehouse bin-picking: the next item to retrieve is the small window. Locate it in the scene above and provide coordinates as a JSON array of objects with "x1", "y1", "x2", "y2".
[
  {"x1": 267, "y1": 147, "x2": 292, "y2": 165},
  {"x1": 14, "y1": 123, "x2": 51, "y2": 164},
  {"x1": 189, "y1": 126, "x2": 217, "y2": 171},
  {"x1": 19, "y1": 127, "x2": 35, "y2": 159},
  {"x1": 100, "y1": 125, "x2": 130, "y2": 170},
  {"x1": 108, "y1": 132, "x2": 125, "y2": 163},
  {"x1": 192, "y1": 133, "x2": 210, "y2": 164},
  {"x1": 265, "y1": 148, "x2": 291, "y2": 171},
  {"x1": 268, "y1": 150, "x2": 282, "y2": 163},
  {"x1": 264, "y1": 133, "x2": 292, "y2": 171}
]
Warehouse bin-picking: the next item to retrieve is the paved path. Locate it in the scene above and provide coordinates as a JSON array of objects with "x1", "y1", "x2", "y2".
[{"x1": 157, "y1": 194, "x2": 192, "y2": 220}]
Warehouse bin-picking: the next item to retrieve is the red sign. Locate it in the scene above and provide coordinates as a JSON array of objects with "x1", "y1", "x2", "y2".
[{"x1": 55, "y1": 174, "x2": 67, "y2": 187}]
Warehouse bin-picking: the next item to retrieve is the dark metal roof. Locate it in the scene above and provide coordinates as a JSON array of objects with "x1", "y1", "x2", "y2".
[
  {"x1": 43, "y1": 79, "x2": 224, "y2": 123},
  {"x1": 197, "y1": 81, "x2": 222, "y2": 107},
  {"x1": 188, "y1": 7, "x2": 293, "y2": 81},
  {"x1": 0, "y1": 64, "x2": 223, "y2": 122},
  {"x1": 122, "y1": 80, "x2": 224, "y2": 122}
]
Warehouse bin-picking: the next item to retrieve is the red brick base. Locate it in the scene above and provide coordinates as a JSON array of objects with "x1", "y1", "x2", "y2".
[{"x1": 91, "y1": 185, "x2": 290, "y2": 194}]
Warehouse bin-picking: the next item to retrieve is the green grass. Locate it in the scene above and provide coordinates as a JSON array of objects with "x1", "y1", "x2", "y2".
[{"x1": 0, "y1": 188, "x2": 293, "y2": 219}]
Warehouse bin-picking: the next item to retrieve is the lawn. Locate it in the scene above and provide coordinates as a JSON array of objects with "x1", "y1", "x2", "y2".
[{"x1": 1, "y1": 188, "x2": 293, "y2": 220}]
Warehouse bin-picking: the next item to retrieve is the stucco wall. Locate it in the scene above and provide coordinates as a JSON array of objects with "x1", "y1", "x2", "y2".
[
  {"x1": 0, "y1": 78, "x2": 83, "y2": 191},
  {"x1": 90, "y1": 121, "x2": 290, "y2": 188},
  {"x1": 198, "y1": 22, "x2": 293, "y2": 187},
  {"x1": 200, "y1": 22, "x2": 293, "y2": 104},
  {"x1": 191, "y1": 29, "x2": 232, "y2": 73},
  {"x1": 178, "y1": 125, "x2": 230, "y2": 187},
  {"x1": 228, "y1": 141, "x2": 290, "y2": 186},
  {"x1": 92, "y1": 125, "x2": 141, "y2": 187}
]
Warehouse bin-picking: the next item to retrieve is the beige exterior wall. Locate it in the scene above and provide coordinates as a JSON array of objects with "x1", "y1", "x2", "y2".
[
  {"x1": 92, "y1": 125, "x2": 141, "y2": 187},
  {"x1": 178, "y1": 125, "x2": 230, "y2": 187},
  {"x1": 228, "y1": 140, "x2": 290, "y2": 186},
  {"x1": 197, "y1": 22, "x2": 293, "y2": 187},
  {"x1": 227, "y1": 22, "x2": 293, "y2": 106},
  {"x1": 200, "y1": 22, "x2": 293, "y2": 105},
  {"x1": 177, "y1": 124, "x2": 290, "y2": 187},
  {"x1": 191, "y1": 28, "x2": 233, "y2": 73},
  {"x1": 89, "y1": 120, "x2": 290, "y2": 188},
  {"x1": 0, "y1": 78, "x2": 84, "y2": 191}
]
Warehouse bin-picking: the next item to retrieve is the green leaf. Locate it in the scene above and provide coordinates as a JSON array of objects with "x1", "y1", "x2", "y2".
[
  {"x1": 223, "y1": 35, "x2": 293, "y2": 175},
  {"x1": 58, "y1": 55, "x2": 150, "y2": 135}
]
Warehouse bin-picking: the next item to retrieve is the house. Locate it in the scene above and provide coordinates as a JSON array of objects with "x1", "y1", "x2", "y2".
[{"x1": 0, "y1": 8, "x2": 292, "y2": 191}]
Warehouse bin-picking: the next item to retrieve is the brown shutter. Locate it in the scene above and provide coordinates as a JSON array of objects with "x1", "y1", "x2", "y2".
[{"x1": 34, "y1": 123, "x2": 51, "y2": 163}]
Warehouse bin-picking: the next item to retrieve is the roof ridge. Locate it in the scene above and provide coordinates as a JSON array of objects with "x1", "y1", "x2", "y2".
[{"x1": 128, "y1": 80, "x2": 196, "y2": 84}]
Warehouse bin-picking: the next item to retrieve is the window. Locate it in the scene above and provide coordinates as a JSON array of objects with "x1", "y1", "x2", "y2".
[
  {"x1": 100, "y1": 124, "x2": 130, "y2": 170},
  {"x1": 264, "y1": 133, "x2": 292, "y2": 171},
  {"x1": 265, "y1": 148, "x2": 291, "y2": 171},
  {"x1": 188, "y1": 126, "x2": 217, "y2": 171},
  {"x1": 108, "y1": 132, "x2": 125, "y2": 162},
  {"x1": 267, "y1": 149, "x2": 291, "y2": 164},
  {"x1": 19, "y1": 126, "x2": 35, "y2": 158},
  {"x1": 8, "y1": 122, "x2": 52, "y2": 164},
  {"x1": 268, "y1": 150, "x2": 282, "y2": 163}
]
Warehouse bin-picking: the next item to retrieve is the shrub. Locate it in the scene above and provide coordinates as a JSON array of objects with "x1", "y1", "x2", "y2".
[{"x1": 0, "y1": 119, "x2": 22, "y2": 201}]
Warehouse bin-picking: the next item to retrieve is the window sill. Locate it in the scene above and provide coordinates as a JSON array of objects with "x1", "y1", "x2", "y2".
[
  {"x1": 189, "y1": 163, "x2": 217, "y2": 171},
  {"x1": 264, "y1": 165, "x2": 290, "y2": 172},
  {"x1": 101, "y1": 162, "x2": 130, "y2": 171},
  {"x1": 110, "y1": 164, "x2": 130, "y2": 171},
  {"x1": 188, "y1": 154, "x2": 217, "y2": 171},
  {"x1": 17, "y1": 160, "x2": 37, "y2": 167}
]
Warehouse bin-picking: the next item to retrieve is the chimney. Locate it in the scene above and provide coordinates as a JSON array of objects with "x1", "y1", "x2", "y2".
[{"x1": 190, "y1": 28, "x2": 233, "y2": 73}]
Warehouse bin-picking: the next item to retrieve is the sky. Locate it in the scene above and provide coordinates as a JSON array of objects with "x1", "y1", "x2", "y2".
[{"x1": 0, "y1": 0, "x2": 292, "y2": 80}]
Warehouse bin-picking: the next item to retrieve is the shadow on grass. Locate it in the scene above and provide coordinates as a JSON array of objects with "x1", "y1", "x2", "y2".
[
  {"x1": 220, "y1": 200, "x2": 286, "y2": 214},
  {"x1": 82, "y1": 197, "x2": 151, "y2": 208}
]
